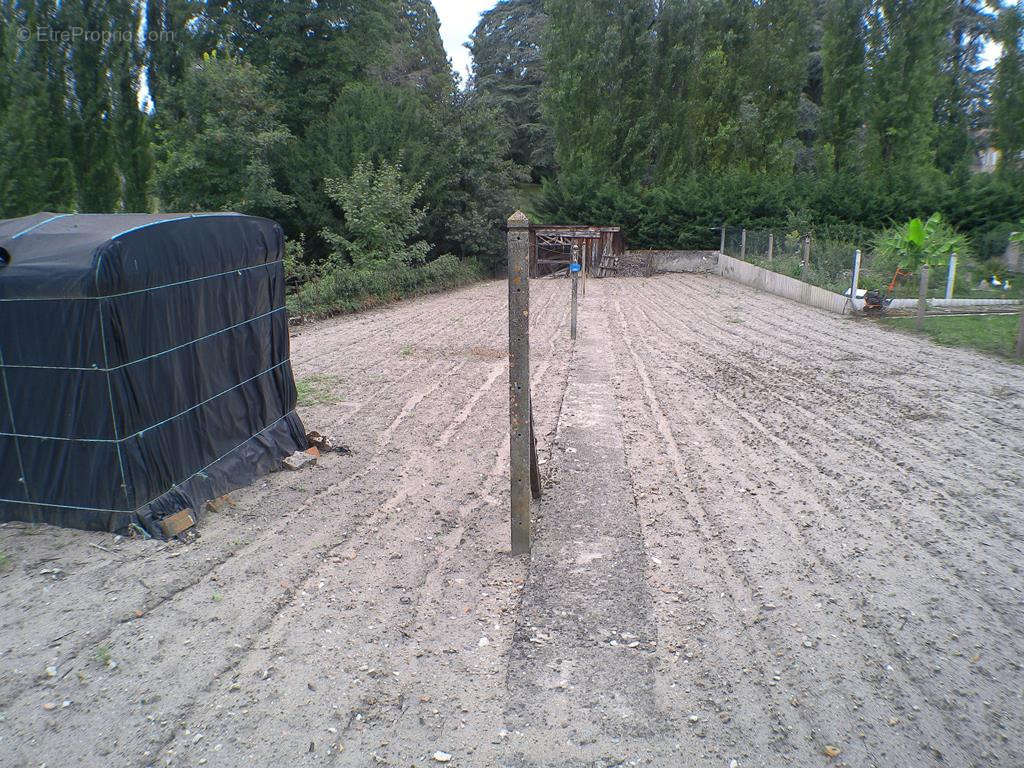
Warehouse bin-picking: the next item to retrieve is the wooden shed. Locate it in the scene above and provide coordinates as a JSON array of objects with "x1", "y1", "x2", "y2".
[{"x1": 529, "y1": 226, "x2": 624, "y2": 277}]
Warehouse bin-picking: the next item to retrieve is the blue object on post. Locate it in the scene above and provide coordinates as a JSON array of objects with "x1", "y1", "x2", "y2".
[{"x1": 569, "y1": 262, "x2": 581, "y2": 273}]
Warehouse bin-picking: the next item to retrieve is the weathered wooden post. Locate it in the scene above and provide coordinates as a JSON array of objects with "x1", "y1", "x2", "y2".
[
  {"x1": 581, "y1": 240, "x2": 587, "y2": 298},
  {"x1": 740, "y1": 228, "x2": 747, "y2": 260},
  {"x1": 767, "y1": 232, "x2": 774, "y2": 263},
  {"x1": 917, "y1": 264, "x2": 929, "y2": 331},
  {"x1": 507, "y1": 210, "x2": 532, "y2": 554},
  {"x1": 1016, "y1": 309, "x2": 1024, "y2": 359},
  {"x1": 570, "y1": 244, "x2": 579, "y2": 340},
  {"x1": 720, "y1": 225, "x2": 726, "y2": 254},
  {"x1": 945, "y1": 253, "x2": 957, "y2": 301},
  {"x1": 800, "y1": 235, "x2": 810, "y2": 280}
]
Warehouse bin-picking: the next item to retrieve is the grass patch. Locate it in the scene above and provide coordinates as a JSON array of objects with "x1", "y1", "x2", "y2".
[
  {"x1": 0, "y1": 551, "x2": 9, "y2": 570},
  {"x1": 295, "y1": 374, "x2": 342, "y2": 407},
  {"x1": 95, "y1": 645, "x2": 112, "y2": 666},
  {"x1": 880, "y1": 314, "x2": 1024, "y2": 362}
]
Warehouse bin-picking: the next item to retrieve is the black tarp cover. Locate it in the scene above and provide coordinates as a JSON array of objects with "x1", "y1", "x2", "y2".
[{"x1": 0, "y1": 212, "x2": 307, "y2": 536}]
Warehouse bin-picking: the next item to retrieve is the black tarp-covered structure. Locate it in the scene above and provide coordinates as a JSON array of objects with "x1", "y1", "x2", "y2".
[{"x1": 0, "y1": 212, "x2": 307, "y2": 536}]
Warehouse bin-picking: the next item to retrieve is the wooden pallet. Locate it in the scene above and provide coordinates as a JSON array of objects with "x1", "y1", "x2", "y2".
[{"x1": 597, "y1": 256, "x2": 619, "y2": 277}]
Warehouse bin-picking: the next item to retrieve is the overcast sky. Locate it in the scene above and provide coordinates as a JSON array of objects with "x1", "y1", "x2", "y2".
[{"x1": 433, "y1": 0, "x2": 493, "y2": 85}]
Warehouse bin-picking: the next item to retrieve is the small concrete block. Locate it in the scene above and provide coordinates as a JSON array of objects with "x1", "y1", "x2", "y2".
[
  {"x1": 283, "y1": 450, "x2": 317, "y2": 471},
  {"x1": 160, "y1": 508, "x2": 195, "y2": 538}
]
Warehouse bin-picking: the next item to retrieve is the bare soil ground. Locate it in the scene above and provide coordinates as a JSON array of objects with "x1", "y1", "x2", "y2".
[{"x1": 2, "y1": 274, "x2": 1023, "y2": 768}]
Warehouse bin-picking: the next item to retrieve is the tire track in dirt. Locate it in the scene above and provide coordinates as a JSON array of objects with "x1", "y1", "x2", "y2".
[
  {"x1": 607, "y1": 292, "x2": 816, "y2": 763},
  {"x1": 668, "y1": 275, "x2": 1022, "y2": 473},
  {"x1": 154, "y1": 282, "x2": 575, "y2": 767},
  {"x1": 637, "y1": 280, "x2": 1024, "y2": 600},
  {"x1": 655, "y1": 276, "x2": 1022, "y2": 473},
  {"x1": 609, "y1": 284, "x2": 969, "y2": 766},
  {"x1": 634, "y1": 281, "x2": 1024, "y2": 631},
  {"x1": 643, "y1": 277, "x2": 1024, "y2": 549},
  {"x1": 0, "y1": 281, "x2": 566, "y2": 767},
  {"x1": 687, "y1": 274, "x2": 1022, "y2": 409},
  {"x1": 642, "y1": 278, "x2": 1024, "y2": 542},
  {"x1": 612, "y1": 277, "x2": 1022, "y2": 766}
]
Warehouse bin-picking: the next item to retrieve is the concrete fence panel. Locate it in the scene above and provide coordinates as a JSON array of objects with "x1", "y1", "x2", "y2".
[{"x1": 716, "y1": 252, "x2": 851, "y2": 314}]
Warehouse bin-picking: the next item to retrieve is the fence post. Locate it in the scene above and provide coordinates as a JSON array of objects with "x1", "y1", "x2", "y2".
[
  {"x1": 582, "y1": 240, "x2": 587, "y2": 298},
  {"x1": 850, "y1": 249, "x2": 862, "y2": 306},
  {"x1": 768, "y1": 233, "x2": 774, "y2": 263},
  {"x1": 917, "y1": 265, "x2": 929, "y2": 331},
  {"x1": 570, "y1": 244, "x2": 579, "y2": 340},
  {"x1": 740, "y1": 228, "x2": 747, "y2": 260},
  {"x1": 507, "y1": 210, "x2": 532, "y2": 555},
  {"x1": 945, "y1": 253, "x2": 957, "y2": 301},
  {"x1": 1017, "y1": 308, "x2": 1024, "y2": 358},
  {"x1": 720, "y1": 225, "x2": 726, "y2": 254},
  {"x1": 800, "y1": 236, "x2": 810, "y2": 281}
]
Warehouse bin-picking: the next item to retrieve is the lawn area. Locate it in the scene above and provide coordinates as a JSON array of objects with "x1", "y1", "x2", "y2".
[{"x1": 880, "y1": 313, "x2": 1024, "y2": 362}]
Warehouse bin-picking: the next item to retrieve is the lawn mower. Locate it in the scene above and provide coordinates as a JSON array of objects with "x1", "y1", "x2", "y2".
[{"x1": 863, "y1": 267, "x2": 913, "y2": 313}]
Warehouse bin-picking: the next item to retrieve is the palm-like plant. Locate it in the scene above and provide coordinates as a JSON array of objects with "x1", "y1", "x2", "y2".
[{"x1": 874, "y1": 213, "x2": 969, "y2": 271}]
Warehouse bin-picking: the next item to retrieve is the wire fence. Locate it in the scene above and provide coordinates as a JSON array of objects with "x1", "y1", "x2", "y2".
[{"x1": 722, "y1": 226, "x2": 1024, "y2": 301}]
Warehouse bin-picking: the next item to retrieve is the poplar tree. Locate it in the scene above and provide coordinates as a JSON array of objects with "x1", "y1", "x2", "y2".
[
  {"x1": 819, "y1": 0, "x2": 867, "y2": 172},
  {"x1": 991, "y1": 2, "x2": 1024, "y2": 173},
  {"x1": 863, "y1": 0, "x2": 948, "y2": 185}
]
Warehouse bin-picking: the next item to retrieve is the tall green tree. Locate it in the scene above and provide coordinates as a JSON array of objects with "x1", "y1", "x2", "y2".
[
  {"x1": 469, "y1": 0, "x2": 552, "y2": 179},
  {"x1": 387, "y1": 0, "x2": 454, "y2": 98},
  {"x1": 991, "y1": 2, "x2": 1024, "y2": 173},
  {"x1": 863, "y1": 0, "x2": 948, "y2": 186},
  {"x1": 153, "y1": 52, "x2": 294, "y2": 215},
  {"x1": 144, "y1": 0, "x2": 193, "y2": 109},
  {"x1": 934, "y1": 0, "x2": 991, "y2": 175},
  {"x1": 541, "y1": 0, "x2": 655, "y2": 182},
  {"x1": 192, "y1": 0, "x2": 396, "y2": 135},
  {"x1": 62, "y1": 0, "x2": 121, "y2": 212},
  {"x1": 819, "y1": 0, "x2": 867, "y2": 172},
  {"x1": 0, "y1": 0, "x2": 76, "y2": 216},
  {"x1": 112, "y1": 0, "x2": 153, "y2": 211}
]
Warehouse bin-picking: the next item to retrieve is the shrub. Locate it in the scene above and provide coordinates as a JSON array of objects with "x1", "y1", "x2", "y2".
[{"x1": 288, "y1": 254, "x2": 483, "y2": 319}]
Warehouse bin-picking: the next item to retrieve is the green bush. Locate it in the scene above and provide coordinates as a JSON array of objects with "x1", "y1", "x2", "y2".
[{"x1": 287, "y1": 254, "x2": 483, "y2": 319}]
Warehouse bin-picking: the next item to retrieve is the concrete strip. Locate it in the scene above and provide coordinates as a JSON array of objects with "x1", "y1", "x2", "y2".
[{"x1": 505, "y1": 289, "x2": 657, "y2": 761}]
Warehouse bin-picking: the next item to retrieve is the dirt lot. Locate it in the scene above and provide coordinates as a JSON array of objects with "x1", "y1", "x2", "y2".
[{"x1": 2, "y1": 274, "x2": 1023, "y2": 768}]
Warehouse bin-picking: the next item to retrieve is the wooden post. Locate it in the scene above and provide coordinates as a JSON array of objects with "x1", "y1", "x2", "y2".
[
  {"x1": 1016, "y1": 308, "x2": 1024, "y2": 359},
  {"x1": 507, "y1": 210, "x2": 532, "y2": 555},
  {"x1": 529, "y1": 411, "x2": 541, "y2": 499},
  {"x1": 720, "y1": 225, "x2": 726, "y2": 254},
  {"x1": 800, "y1": 236, "x2": 810, "y2": 280},
  {"x1": 570, "y1": 244, "x2": 579, "y2": 340},
  {"x1": 917, "y1": 265, "x2": 929, "y2": 331},
  {"x1": 740, "y1": 228, "x2": 747, "y2": 260},
  {"x1": 767, "y1": 232, "x2": 774, "y2": 263},
  {"x1": 945, "y1": 253, "x2": 957, "y2": 301},
  {"x1": 582, "y1": 240, "x2": 587, "y2": 298}
]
